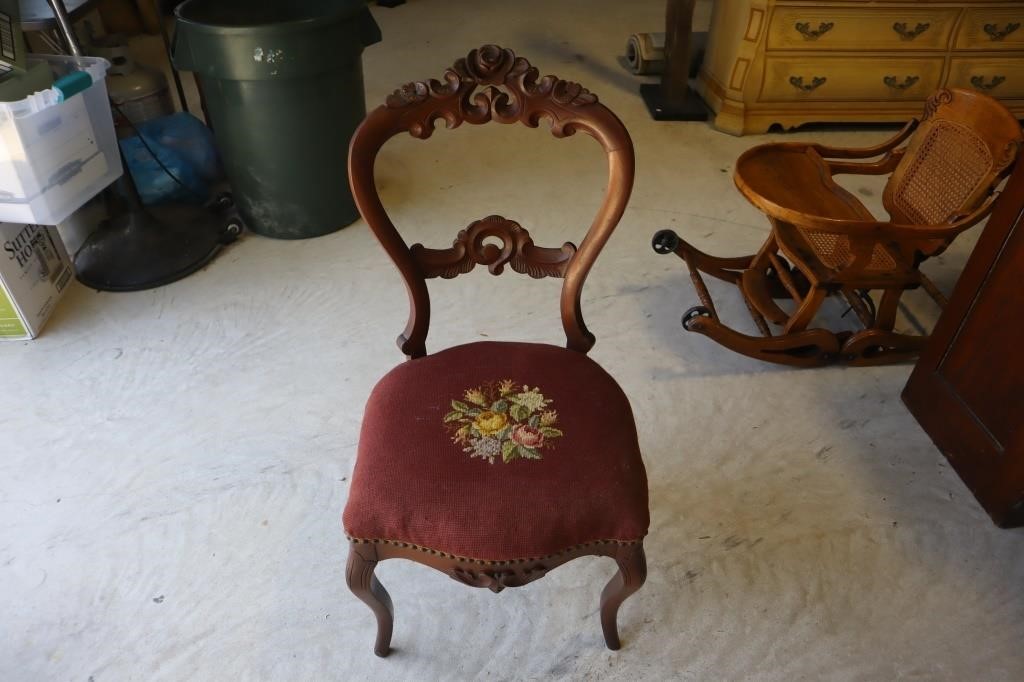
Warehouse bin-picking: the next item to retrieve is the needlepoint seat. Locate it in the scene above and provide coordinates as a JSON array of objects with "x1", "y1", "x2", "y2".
[{"x1": 343, "y1": 341, "x2": 649, "y2": 561}]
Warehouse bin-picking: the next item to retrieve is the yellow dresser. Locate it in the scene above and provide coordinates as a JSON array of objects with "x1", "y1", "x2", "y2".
[{"x1": 697, "y1": 1, "x2": 1024, "y2": 134}]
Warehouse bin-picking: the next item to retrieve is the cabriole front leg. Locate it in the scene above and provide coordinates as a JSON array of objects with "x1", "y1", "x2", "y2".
[
  {"x1": 600, "y1": 542, "x2": 647, "y2": 650},
  {"x1": 346, "y1": 542, "x2": 394, "y2": 657}
]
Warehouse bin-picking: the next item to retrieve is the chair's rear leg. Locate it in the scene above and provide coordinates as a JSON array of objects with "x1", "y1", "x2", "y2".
[
  {"x1": 918, "y1": 272, "x2": 948, "y2": 308},
  {"x1": 840, "y1": 287, "x2": 876, "y2": 328},
  {"x1": 783, "y1": 286, "x2": 828, "y2": 334},
  {"x1": 741, "y1": 236, "x2": 791, "y2": 324},
  {"x1": 872, "y1": 289, "x2": 903, "y2": 330},
  {"x1": 741, "y1": 269, "x2": 791, "y2": 325},
  {"x1": 346, "y1": 542, "x2": 394, "y2": 657},
  {"x1": 600, "y1": 542, "x2": 647, "y2": 650}
]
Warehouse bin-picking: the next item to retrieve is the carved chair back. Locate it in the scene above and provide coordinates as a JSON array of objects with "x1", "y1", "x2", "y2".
[
  {"x1": 348, "y1": 45, "x2": 634, "y2": 358},
  {"x1": 883, "y1": 88, "x2": 1022, "y2": 255}
]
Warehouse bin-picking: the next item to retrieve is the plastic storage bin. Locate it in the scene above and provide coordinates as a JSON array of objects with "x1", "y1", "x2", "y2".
[{"x1": 0, "y1": 55, "x2": 122, "y2": 225}]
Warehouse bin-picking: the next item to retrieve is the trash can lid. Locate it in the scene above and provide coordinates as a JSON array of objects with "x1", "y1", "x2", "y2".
[
  {"x1": 175, "y1": 0, "x2": 369, "y2": 34},
  {"x1": 172, "y1": 0, "x2": 380, "y2": 79}
]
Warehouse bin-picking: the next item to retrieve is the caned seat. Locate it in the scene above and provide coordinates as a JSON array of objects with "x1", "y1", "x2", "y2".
[{"x1": 341, "y1": 45, "x2": 648, "y2": 658}]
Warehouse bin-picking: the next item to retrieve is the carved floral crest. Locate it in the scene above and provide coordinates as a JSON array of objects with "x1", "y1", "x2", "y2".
[
  {"x1": 921, "y1": 88, "x2": 954, "y2": 121},
  {"x1": 383, "y1": 44, "x2": 598, "y2": 138},
  {"x1": 919, "y1": 88, "x2": 1021, "y2": 170}
]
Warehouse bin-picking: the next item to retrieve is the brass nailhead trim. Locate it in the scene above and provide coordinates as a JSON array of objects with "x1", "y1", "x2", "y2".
[{"x1": 346, "y1": 535, "x2": 642, "y2": 564}]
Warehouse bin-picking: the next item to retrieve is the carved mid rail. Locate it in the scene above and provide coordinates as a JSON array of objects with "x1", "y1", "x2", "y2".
[{"x1": 410, "y1": 215, "x2": 577, "y2": 279}]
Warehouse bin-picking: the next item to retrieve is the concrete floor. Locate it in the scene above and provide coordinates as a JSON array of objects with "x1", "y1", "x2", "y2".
[{"x1": 4, "y1": 1, "x2": 1024, "y2": 679}]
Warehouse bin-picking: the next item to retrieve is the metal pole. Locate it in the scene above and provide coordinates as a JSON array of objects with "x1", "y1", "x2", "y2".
[
  {"x1": 660, "y1": 0, "x2": 695, "y2": 111},
  {"x1": 44, "y1": 0, "x2": 82, "y2": 56},
  {"x1": 638, "y1": 0, "x2": 708, "y2": 120},
  {"x1": 152, "y1": 1, "x2": 190, "y2": 113}
]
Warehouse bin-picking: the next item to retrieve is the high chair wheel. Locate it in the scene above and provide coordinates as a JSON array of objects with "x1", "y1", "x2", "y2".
[
  {"x1": 682, "y1": 306, "x2": 712, "y2": 330},
  {"x1": 651, "y1": 229, "x2": 680, "y2": 254}
]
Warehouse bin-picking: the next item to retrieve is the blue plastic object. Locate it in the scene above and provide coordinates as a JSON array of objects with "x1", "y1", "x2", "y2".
[{"x1": 118, "y1": 112, "x2": 222, "y2": 205}]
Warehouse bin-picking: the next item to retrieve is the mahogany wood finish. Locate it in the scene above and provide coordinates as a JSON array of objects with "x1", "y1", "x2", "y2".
[
  {"x1": 345, "y1": 45, "x2": 645, "y2": 657},
  {"x1": 902, "y1": 165, "x2": 1024, "y2": 528},
  {"x1": 654, "y1": 88, "x2": 1022, "y2": 366},
  {"x1": 348, "y1": 44, "x2": 635, "y2": 358},
  {"x1": 346, "y1": 538, "x2": 646, "y2": 655},
  {"x1": 411, "y1": 214, "x2": 577, "y2": 279}
]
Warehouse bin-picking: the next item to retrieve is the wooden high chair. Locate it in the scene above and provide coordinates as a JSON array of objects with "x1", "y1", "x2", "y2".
[{"x1": 653, "y1": 88, "x2": 1022, "y2": 367}]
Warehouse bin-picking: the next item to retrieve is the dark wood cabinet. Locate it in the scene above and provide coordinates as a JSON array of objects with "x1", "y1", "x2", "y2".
[{"x1": 902, "y1": 165, "x2": 1024, "y2": 527}]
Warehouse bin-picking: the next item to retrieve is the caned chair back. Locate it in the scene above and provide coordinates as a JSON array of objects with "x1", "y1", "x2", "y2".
[{"x1": 884, "y1": 88, "x2": 1022, "y2": 238}]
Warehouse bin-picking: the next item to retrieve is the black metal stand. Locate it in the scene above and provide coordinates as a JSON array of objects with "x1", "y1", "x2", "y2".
[
  {"x1": 640, "y1": 82, "x2": 708, "y2": 121},
  {"x1": 75, "y1": 191, "x2": 240, "y2": 292},
  {"x1": 641, "y1": 0, "x2": 709, "y2": 122}
]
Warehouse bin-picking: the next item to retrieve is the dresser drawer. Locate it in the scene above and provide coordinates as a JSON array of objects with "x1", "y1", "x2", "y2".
[
  {"x1": 767, "y1": 7, "x2": 958, "y2": 51},
  {"x1": 760, "y1": 57, "x2": 943, "y2": 102},
  {"x1": 956, "y1": 9, "x2": 1024, "y2": 49},
  {"x1": 948, "y1": 57, "x2": 1024, "y2": 99}
]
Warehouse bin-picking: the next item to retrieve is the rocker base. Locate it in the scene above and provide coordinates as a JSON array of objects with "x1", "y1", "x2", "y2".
[{"x1": 654, "y1": 230, "x2": 929, "y2": 368}]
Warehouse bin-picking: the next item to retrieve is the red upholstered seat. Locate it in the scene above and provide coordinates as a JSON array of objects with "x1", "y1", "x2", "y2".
[{"x1": 343, "y1": 341, "x2": 649, "y2": 562}]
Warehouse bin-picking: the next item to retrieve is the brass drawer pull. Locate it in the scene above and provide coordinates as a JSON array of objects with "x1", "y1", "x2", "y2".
[
  {"x1": 883, "y1": 75, "x2": 920, "y2": 90},
  {"x1": 795, "y1": 21, "x2": 834, "y2": 40},
  {"x1": 971, "y1": 75, "x2": 1006, "y2": 91},
  {"x1": 892, "y1": 22, "x2": 930, "y2": 40},
  {"x1": 984, "y1": 22, "x2": 1021, "y2": 41},
  {"x1": 789, "y1": 75, "x2": 827, "y2": 92}
]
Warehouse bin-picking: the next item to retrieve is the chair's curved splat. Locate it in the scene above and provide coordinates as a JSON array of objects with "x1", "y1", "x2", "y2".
[
  {"x1": 349, "y1": 44, "x2": 634, "y2": 358},
  {"x1": 410, "y1": 215, "x2": 577, "y2": 279}
]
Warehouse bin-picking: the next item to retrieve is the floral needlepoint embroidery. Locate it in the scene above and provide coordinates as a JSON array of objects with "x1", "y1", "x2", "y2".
[{"x1": 445, "y1": 381, "x2": 564, "y2": 463}]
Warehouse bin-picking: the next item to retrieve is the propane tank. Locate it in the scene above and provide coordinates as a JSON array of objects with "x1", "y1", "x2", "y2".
[{"x1": 92, "y1": 36, "x2": 173, "y2": 137}]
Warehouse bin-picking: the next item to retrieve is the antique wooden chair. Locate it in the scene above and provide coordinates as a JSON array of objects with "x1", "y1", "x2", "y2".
[
  {"x1": 652, "y1": 88, "x2": 1023, "y2": 367},
  {"x1": 342, "y1": 45, "x2": 648, "y2": 657}
]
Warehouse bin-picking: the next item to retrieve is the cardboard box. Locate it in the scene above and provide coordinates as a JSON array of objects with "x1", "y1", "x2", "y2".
[{"x1": 0, "y1": 223, "x2": 72, "y2": 339}]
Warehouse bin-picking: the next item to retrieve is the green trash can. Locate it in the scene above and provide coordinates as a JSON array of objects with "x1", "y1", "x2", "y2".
[{"x1": 172, "y1": 0, "x2": 381, "y2": 239}]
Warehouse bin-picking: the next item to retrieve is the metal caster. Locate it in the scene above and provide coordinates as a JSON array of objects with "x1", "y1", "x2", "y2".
[
  {"x1": 652, "y1": 229, "x2": 680, "y2": 254},
  {"x1": 682, "y1": 305, "x2": 712, "y2": 330}
]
